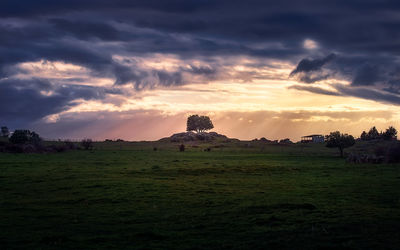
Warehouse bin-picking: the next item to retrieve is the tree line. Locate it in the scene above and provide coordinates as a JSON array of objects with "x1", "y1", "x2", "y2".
[
  {"x1": 360, "y1": 126, "x2": 397, "y2": 141},
  {"x1": 0, "y1": 126, "x2": 94, "y2": 152}
]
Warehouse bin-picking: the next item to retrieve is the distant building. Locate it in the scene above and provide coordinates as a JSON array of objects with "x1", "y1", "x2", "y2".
[{"x1": 301, "y1": 134, "x2": 324, "y2": 143}]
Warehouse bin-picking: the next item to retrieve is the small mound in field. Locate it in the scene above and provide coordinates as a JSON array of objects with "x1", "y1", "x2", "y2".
[{"x1": 159, "y1": 131, "x2": 233, "y2": 142}]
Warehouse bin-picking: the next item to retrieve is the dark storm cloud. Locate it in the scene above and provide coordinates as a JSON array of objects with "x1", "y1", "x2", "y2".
[
  {"x1": 288, "y1": 85, "x2": 340, "y2": 96},
  {"x1": 0, "y1": 78, "x2": 122, "y2": 128},
  {"x1": 2, "y1": 0, "x2": 400, "y2": 129},
  {"x1": 112, "y1": 64, "x2": 184, "y2": 90},
  {"x1": 335, "y1": 84, "x2": 400, "y2": 105},
  {"x1": 49, "y1": 18, "x2": 120, "y2": 41},
  {"x1": 290, "y1": 54, "x2": 336, "y2": 76},
  {"x1": 352, "y1": 64, "x2": 382, "y2": 86},
  {"x1": 289, "y1": 83, "x2": 400, "y2": 105},
  {"x1": 289, "y1": 54, "x2": 336, "y2": 83}
]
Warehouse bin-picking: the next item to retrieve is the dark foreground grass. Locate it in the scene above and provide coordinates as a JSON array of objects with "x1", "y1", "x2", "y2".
[{"x1": 1, "y1": 142, "x2": 400, "y2": 249}]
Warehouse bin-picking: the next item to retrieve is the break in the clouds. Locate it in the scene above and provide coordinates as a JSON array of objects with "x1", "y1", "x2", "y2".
[{"x1": 1, "y1": 0, "x2": 400, "y2": 139}]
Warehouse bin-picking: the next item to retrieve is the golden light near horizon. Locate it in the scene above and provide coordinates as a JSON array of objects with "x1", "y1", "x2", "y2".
[{"x1": 5, "y1": 49, "x2": 400, "y2": 141}]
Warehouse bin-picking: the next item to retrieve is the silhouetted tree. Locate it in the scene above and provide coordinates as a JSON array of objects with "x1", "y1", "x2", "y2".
[
  {"x1": 9, "y1": 130, "x2": 41, "y2": 144},
  {"x1": 29, "y1": 131, "x2": 42, "y2": 145},
  {"x1": 279, "y1": 138, "x2": 293, "y2": 144},
  {"x1": 1, "y1": 126, "x2": 9, "y2": 137},
  {"x1": 382, "y1": 126, "x2": 397, "y2": 140},
  {"x1": 367, "y1": 126, "x2": 380, "y2": 140},
  {"x1": 186, "y1": 115, "x2": 214, "y2": 133},
  {"x1": 360, "y1": 131, "x2": 367, "y2": 140},
  {"x1": 325, "y1": 131, "x2": 355, "y2": 157}
]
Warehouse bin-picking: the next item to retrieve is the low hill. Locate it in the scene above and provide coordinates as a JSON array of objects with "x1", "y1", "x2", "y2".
[{"x1": 159, "y1": 131, "x2": 236, "y2": 143}]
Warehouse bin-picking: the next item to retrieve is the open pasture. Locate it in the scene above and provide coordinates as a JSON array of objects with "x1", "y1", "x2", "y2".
[{"x1": 1, "y1": 142, "x2": 400, "y2": 249}]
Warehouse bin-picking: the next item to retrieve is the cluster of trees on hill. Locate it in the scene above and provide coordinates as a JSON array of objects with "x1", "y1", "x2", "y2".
[
  {"x1": 360, "y1": 126, "x2": 397, "y2": 141},
  {"x1": 325, "y1": 126, "x2": 398, "y2": 162}
]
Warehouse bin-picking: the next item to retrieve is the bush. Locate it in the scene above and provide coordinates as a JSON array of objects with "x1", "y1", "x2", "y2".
[
  {"x1": 5, "y1": 144, "x2": 24, "y2": 153},
  {"x1": 9, "y1": 130, "x2": 30, "y2": 144},
  {"x1": 47, "y1": 144, "x2": 68, "y2": 152},
  {"x1": 386, "y1": 142, "x2": 400, "y2": 163},
  {"x1": 179, "y1": 144, "x2": 185, "y2": 152},
  {"x1": 279, "y1": 138, "x2": 293, "y2": 144},
  {"x1": 64, "y1": 140, "x2": 76, "y2": 150},
  {"x1": 81, "y1": 139, "x2": 93, "y2": 150},
  {"x1": 9, "y1": 130, "x2": 42, "y2": 145},
  {"x1": 349, "y1": 141, "x2": 400, "y2": 164},
  {"x1": 374, "y1": 145, "x2": 386, "y2": 157}
]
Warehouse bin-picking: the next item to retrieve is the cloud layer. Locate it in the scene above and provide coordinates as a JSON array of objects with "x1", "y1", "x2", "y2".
[{"x1": 1, "y1": 0, "x2": 400, "y2": 138}]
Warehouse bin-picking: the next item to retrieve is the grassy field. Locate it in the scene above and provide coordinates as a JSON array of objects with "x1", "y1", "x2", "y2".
[{"x1": 1, "y1": 141, "x2": 400, "y2": 249}]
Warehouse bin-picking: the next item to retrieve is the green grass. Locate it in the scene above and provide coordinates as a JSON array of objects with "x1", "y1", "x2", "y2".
[{"x1": 1, "y1": 142, "x2": 400, "y2": 249}]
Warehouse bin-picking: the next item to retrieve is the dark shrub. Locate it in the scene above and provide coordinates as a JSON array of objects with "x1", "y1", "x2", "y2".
[
  {"x1": 204, "y1": 147, "x2": 211, "y2": 152},
  {"x1": 153, "y1": 147, "x2": 158, "y2": 151},
  {"x1": 195, "y1": 133, "x2": 206, "y2": 141},
  {"x1": 9, "y1": 130, "x2": 30, "y2": 144},
  {"x1": 30, "y1": 132, "x2": 42, "y2": 146},
  {"x1": 9, "y1": 130, "x2": 42, "y2": 145},
  {"x1": 374, "y1": 145, "x2": 386, "y2": 157},
  {"x1": 5, "y1": 144, "x2": 24, "y2": 153},
  {"x1": 0, "y1": 141, "x2": 9, "y2": 152},
  {"x1": 56, "y1": 145, "x2": 68, "y2": 152},
  {"x1": 81, "y1": 139, "x2": 93, "y2": 150},
  {"x1": 64, "y1": 140, "x2": 76, "y2": 150},
  {"x1": 179, "y1": 144, "x2": 185, "y2": 152},
  {"x1": 386, "y1": 142, "x2": 400, "y2": 163},
  {"x1": 47, "y1": 144, "x2": 67, "y2": 153},
  {"x1": 279, "y1": 138, "x2": 293, "y2": 144},
  {"x1": 22, "y1": 144, "x2": 36, "y2": 153}
]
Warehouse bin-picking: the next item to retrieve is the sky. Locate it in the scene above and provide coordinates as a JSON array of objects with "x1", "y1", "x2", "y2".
[{"x1": 1, "y1": 0, "x2": 400, "y2": 141}]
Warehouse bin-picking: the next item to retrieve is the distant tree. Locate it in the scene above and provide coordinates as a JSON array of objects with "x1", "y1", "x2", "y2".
[
  {"x1": 382, "y1": 126, "x2": 397, "y2": 140},
  {"x1": 279, "y1": 138, "x2": 293, "y2": 144},
  {"x1": 29, "y1": 131, "x2": 42, "y2": 145},
  {"x1": 9, "y1": 130, "x2": 41, "y2": 144},
  {"x1": 325, "y1": 131, "x2": 355, "y2": 158},
  {"x1": 81, "y1": 139, "x2": 93, "y2": 150},
  {"x1": 186, "y1": 115, "x2": 214, "y2": 133},
  {"x1": 1, "y1": 126, "x2": 10, "y2": 137},
  {"x1": 367, "y1": 126, "x2": 380, "y2": 140},
  {"x1": 360, "y1": 131, "x2": 367, "y2": 140}
]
